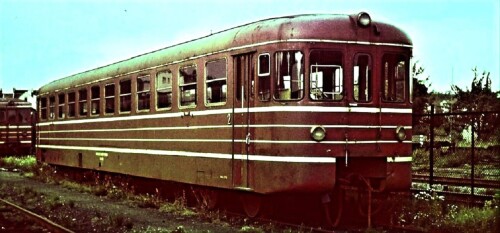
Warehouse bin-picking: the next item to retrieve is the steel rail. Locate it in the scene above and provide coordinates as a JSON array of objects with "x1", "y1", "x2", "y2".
[
  {"x1": 0, "y1": 198, "x2": 75, "y2": 233},
  {"x1": 412, "y1": 174, "x2": 500, "y2": 189}
]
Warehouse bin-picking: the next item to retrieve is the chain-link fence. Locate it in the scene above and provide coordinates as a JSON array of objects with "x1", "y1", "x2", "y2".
[{"x1": 412, "y1": 106, "x2": 500, "y2": 197}]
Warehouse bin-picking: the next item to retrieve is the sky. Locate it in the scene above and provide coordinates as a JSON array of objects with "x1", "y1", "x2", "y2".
[{"x1": 0, "y1": 0, "x2": 499, "y2": 95}]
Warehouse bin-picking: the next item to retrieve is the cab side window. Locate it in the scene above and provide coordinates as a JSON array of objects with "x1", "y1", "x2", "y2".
[{"x1": 274, "y1": 51, "x2": 304, "y2": 100}]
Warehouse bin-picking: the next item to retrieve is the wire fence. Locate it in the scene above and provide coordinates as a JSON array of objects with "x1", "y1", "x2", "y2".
[{"x1": 412, "y1": 106, "x2": 500, "y2": 197}]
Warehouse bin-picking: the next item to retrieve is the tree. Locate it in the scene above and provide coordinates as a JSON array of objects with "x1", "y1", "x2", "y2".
[
  {"x1": 451, "y1": 68, "x2": 500, "y2": 141},
  {"x1": 412, "y1": 61, "x2": 433, "y2": 136},
  {"x1": 412, "y1": 61, "x2": 431, "y2": 116}
]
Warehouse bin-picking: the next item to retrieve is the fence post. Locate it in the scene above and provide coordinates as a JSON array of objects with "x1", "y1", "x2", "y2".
[
  {"x1": 429, "y1": 104, "x2": 435, "y2": 187},
  {"x1": 471, "y1": 117, "x2": 475, "y2": 197}
]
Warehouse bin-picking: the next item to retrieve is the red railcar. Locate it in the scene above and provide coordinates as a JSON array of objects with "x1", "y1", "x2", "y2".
[
  {"x1": 36, "y1": 12, "x2": 412, "y2": 222},
  {"x1": 1, "y1": 98, "x2": 36, "y2": 156}
]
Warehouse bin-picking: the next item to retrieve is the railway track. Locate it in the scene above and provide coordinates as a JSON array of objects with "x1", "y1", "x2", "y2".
[
  {"x1": 412, "y1": 174, "x2": 500, "y2": 189},
  {"x1": 0, "y1": 198, "x2": 75, "y2": 233}
]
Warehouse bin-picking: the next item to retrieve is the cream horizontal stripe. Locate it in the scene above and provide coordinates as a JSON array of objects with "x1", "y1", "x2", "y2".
[
  {"x1": 39, "y1": 137, "x2": 412, "y2": 144},
  {"x1": 0, "y1": 141, "x2": 31, "y2": 144},
  {"x1": 37, "y1": 144, "x2": 336, "y2": 163},
  {"x1": 37, "y1": 106, "x2": 411, "y2": 126},
  {"x1": 387, "y1": 156, "x2": 413, "y2": 163},
  {"x1": 38, "y1": 124, "x2": 412, "y2": 134},
  {"x1": 0, "y1": 125, "x2": 32, "y2": 129}
]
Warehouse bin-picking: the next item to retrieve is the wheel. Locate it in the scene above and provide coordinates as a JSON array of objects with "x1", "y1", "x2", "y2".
[
  {"x1": 323, "y1": 187, "x2": 343, "y2": 227},
  {"x1": 240, "y1": 193, "x2": 262, "y2": 218}
]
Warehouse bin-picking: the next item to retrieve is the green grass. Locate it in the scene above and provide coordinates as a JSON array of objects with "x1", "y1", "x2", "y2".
[{"x1": 0, "y1": 155, "x2": 37, "y2": 171}]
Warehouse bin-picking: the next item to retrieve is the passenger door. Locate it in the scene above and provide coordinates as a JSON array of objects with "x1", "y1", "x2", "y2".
[{"x1": 232, "y1": 52, "x2": 255, "y2": 190}]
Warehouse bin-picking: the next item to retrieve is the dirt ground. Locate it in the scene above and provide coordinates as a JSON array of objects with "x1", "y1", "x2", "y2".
[{"x1": 0, "y1": 170, "x2": 241, "y2": 233}]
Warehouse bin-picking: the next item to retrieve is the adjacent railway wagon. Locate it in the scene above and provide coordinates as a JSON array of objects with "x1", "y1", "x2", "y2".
[
  {"x1": 1, "y1": 98, "x2": 35, "y2": 156},
  {"x1": 36, "y1": 12, "x2": 413, "y2": 221}
]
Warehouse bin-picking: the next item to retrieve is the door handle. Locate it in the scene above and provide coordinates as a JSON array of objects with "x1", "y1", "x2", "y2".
[{"x1": 245, "y1": 133, "x2": 251, "y2": 145}]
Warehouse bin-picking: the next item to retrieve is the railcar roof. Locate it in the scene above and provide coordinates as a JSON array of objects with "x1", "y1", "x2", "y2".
[{"x1": 39, "y1": 13, "x2": 412, "y2": 94}]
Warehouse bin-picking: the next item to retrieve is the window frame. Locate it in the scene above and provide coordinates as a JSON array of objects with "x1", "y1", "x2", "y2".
[
  {"x1": 381, "y1": 53, "x2": 408, "y2": 103},
  {"x1": 308, "y1": 50, "x2": 344, "y2": 102},
  {"x1": 90, "y1": 85, "x2": 100, "y2": 116},
  {"x1": 273, "y1": 50, "x2": 305, "y2": 101},
  {"x1": 205, "y1": 58, "x2": 227, "y2": 107},
  {"x1": 39, "y1": 97, "x2": 47, "y2": 120},
  {"x1": 156, "y1": 69, "x2": 173, "y2": 111},
  {"x1": 257, "y1": 53, "x2": 271, "y2": 102},
  {"x1": 104, "y1": 83, "x2": 115, "y2": 115},
  {"x1": 57, "y1": 92, "x2": 66, "y2": 119},
  {"x1": 119, "y1": 79, "x2": 132, "y2": 113},
  {"x1": 67, "y1": 92, "x2": 76, "y2": 118},
  {"x1": 78, "y1": 88, "x2": 88, "y2": 117},
  {"x1": 178, "y1": 64, "x2": 197, "y2": 109},
  {"x1": 49, "y1": 95, "x2": 56, "y2": 120},
  {"x1": 353, "y1": 53, "x2": 373, "y2": 103},
  {"x1": 136, "y1": 74, "x2": 151, "y2": 112}
]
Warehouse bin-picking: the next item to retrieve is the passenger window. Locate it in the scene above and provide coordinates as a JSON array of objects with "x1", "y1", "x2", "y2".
[
  {"x1": 105, "y1": 84, "x2": 115, "y2": 114},
  {"x1": 310, "y1": 50, "x2": 343, "y2": 101},
  {"x1": 78, "y1": 89, "x2": 88, "y2": 116},
  {"x1": 120, "y1": 79, "x2": 132, "y2": 112},
  {"x1": 156, "y1": 70, "x2": 173, "y2": 109},
  {"x1": 382, "y1": 54, "x2": 407, "y2": 102},
  {"x1": 179, "y1": 65, "x2": 197, "y2": 107},
  {"x1": 0, "y1": 110, "x2": 5, "y2": 123},
  {"x1": 206, "y1": 59, "x2": 227, "y2": 105},
  {"x1": 49, "y1": 96, "x2": 56, "y2": 119},
  {"x1": 274, "y1": 51, "x2": 304, "y2": 100},
  {"x1": 58, "y1": 93, "x2": 65, "y2": 119},
  {"x1": 137, "y1": 75, "x2": 151, "y2": 111},
  {"x1": 7, "y1": 109, "x2": 16, "y2": 123},
  {"x1": 258, "y1": 53, "x2": 271, "y2": 101},
  {"x1": 353, "y1": 54, "x2": 372, "y2": 102},
  {"x1": 68, "y1": 92, "x2": 76, "y2": 117},
  {"x1": 91, "y1": 86, "x2": 100, "y2": 115},
  {"x1": 40, "y1": 97, "x2": 47, "y2": 120}
]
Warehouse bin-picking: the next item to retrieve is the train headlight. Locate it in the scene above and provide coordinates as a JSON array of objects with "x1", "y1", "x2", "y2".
[
  {"x1": 311, "y1": 126, "x2": 326, "y2": 142},
  {"x1": 357, "y1": 12, "x2": 371, "y2": 27},
  {"x1": 395, "y1": 126, "x2": 406, "y2": 142}
]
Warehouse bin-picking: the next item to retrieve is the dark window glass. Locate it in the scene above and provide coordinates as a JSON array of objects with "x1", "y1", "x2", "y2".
[
  {"x1": 120, "y1": 79, "x2": 132, "y2": 112},
  {"x1": 105, "y1": 84, "x2": 115, "y2": 114},
  {"x1": 68, "y1": 92, "x2": 76, "y2": 117},
  {"x1": 58, "y1": 93, "x2": 65, "y2": 119},
  {"x1": 78, "y1": 89, "x2": 88, "y2": 116},
  {"x1": 91, "y1": 86, "x2": 100, "y2": 115},
  {"x1": 40, "y1": 97, "x2": 47, "y2": 120}
]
